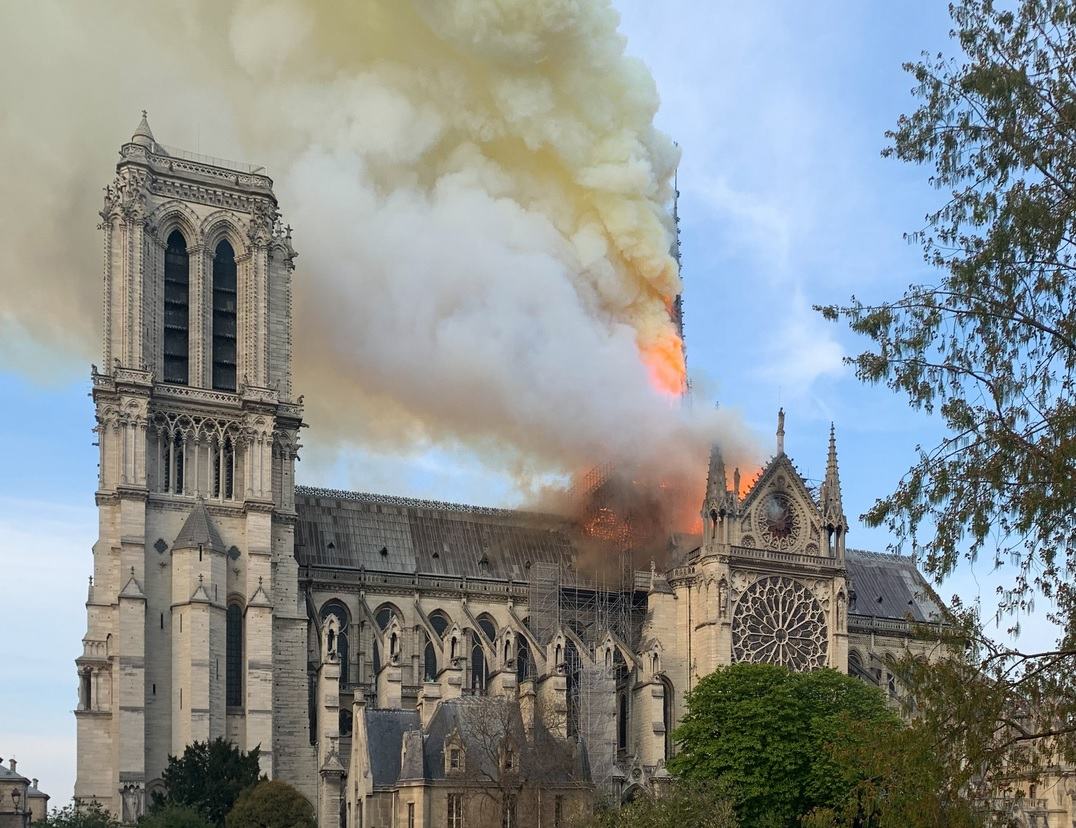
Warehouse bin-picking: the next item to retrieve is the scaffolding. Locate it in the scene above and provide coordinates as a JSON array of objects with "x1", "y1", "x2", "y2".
[{"x1": 524, "y1": 463, "x2": 661, "y2": 800}]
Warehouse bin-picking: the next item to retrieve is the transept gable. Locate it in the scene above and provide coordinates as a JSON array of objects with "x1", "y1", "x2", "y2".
[{"x1": 737, "y1": 454, "x2": 824, "y2": 555}]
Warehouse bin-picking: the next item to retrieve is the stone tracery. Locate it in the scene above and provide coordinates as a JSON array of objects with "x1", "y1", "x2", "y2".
[{"x1": 732, "y1": 576, "x2": 829, "y2": 670}]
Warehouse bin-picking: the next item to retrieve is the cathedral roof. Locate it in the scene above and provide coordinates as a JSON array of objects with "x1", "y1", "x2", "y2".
[
  {"x1": 173, "y1": 500, "x2": 225, "y2": 551},
  {"x1": 296, "y1": 487, "x2": 945, "y2": 626},
  {"x1": 295, "y1": 486, "x2": 577, "y2": 580},
  {"x1": 845, "y1": 548, "x2": 944, "y2": 623}
]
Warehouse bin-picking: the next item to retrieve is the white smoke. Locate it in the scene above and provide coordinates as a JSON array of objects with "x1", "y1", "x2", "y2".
[{"x1": 0, "y1": 0, "x2": 757, "y2": 503}]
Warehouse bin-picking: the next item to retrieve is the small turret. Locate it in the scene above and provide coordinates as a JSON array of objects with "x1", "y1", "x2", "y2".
[
  {"x1": 819, "y1": 423, "x2": 848, "y2": 558},
  {"x1": 130, "y1": 110, "x2": 155, "y2": 148},
  {"x1": 703, "y1": 443, "x2": 734, "y2": 545}
]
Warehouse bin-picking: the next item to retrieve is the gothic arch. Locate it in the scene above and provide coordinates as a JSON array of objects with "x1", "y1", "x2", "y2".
[
  {"x1": 198, "y1": 211, "x2": 247, "y2": 256},
  {"x1": 428, "y1": 609, "x2": 451, "y2": 638},
  {"x1": 373, "y1": 602, "x2": 403, "y2": 630},
  {"x1": 148, "y1": 201, "x2": 200, "y2": 247}
]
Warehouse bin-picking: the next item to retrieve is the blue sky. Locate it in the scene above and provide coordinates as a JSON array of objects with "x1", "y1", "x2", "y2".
[{"x1": 0, "y1": 0, "x2": 1058, "y2": 805}]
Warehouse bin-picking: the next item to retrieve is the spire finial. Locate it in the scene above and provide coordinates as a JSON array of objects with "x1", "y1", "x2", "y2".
[{"x1": 776, "y1": 407, "x2": 786, "y2": 455}]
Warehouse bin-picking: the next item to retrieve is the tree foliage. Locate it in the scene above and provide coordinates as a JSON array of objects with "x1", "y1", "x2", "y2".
[
  {"x1": 818, "y1": 0, "x2": 1076, "y2": 633},
  {"x1": 153, "y1": 738, "x2": 263, "y2": 827},
  {"x1": 583, "y1": 781, "x2": 739, "y2": 828},
  {"x1": 668, "y1": 663, "x2": 898, "y2": 827},
  {"x1": 224, "y1": 781, "x2": 315, "y2": 828},
  {"x1": 137, "y1": 804, "x2": 212, "y2": 828},
  {"x1": 33, "y1": 803, "x2": 119, "y2": 828},
  {"x1": 817, "y1": 0, "x2": 1076, "y2": 789}
]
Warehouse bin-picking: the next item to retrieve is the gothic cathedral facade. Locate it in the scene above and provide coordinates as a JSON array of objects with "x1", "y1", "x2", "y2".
[{"x1": 76, "y1": 119, "x2": 944, "y2": 826}]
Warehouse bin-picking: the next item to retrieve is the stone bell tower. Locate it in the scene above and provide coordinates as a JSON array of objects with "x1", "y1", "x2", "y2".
[{"x1": 75, "y1": 114, "x2": 308, "y2": 820}]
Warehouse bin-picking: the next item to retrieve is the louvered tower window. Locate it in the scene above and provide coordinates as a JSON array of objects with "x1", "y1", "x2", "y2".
[
  {"x1": 212, "y1": 240, "x2": 237, "y2": 391},
  {"x1": 163, "y1": 231, "x2": 189, "y2": 384}
]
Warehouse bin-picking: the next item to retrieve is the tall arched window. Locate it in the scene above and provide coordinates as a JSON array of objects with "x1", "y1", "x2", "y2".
[
  {"x1": 226, "y1": 602, "x2": 243, "y2": 707},
  {"x1": 477, "y1": 615, "x2": 497, "y2": 643},
  {"x1": 471, "y1": 641, "x2": 487, "y2": 694},
  {"x1": 212, "y1": 240, "x2": 237, "y2": 392},
  {"x1": 617, "y1": 692, "x2": 628, "y2": 752},
  {"x1": 320, "y1": 600, "x2": 351, "y2": 687},
  {"x1": 565, "y1": 640, "x2": 581, "y2": 737},
  {"x1": 424, "y1": 634, "x2": 438, "y2": 682},
  {"x1": 337, "y1": 629, "x2": 350, "y2": 688},
  {"x1": 515, "y1": 634, "x2": 530, "y2": 683},
  {"x1": 429, "y1": 610, "x2": 450, "y2": 638},
  {"x1": 163, "y1": 231, "x2": 189, "y2": 385}
]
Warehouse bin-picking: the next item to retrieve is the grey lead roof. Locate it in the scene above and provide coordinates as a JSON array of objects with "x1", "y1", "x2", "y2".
[
  {"x1": 845, "y1": 548, "x2": 944, "y2": 622},
  {"x1": 295, "y1": 486, "x2": 576, "y2": 581},
  {"x1": 296, "y1": 487, "x2": 944, "y2": 623}
]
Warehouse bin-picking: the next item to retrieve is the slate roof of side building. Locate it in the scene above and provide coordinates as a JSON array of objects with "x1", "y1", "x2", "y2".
[
  {"x1": 361, "y1": 698, "x2": 590, "y2": 789},
  {"x1": 294, "y1": 486, "x2": 945, "y2": 625}
]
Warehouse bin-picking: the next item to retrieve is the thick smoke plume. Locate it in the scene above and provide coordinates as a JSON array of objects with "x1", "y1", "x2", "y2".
[{"x1": 0, "y1": 0, "x2": 757, "y2": 520}]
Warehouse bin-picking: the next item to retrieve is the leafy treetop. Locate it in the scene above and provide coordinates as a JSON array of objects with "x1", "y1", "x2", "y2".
[
  {"x1": 154, "y1": 738, "x2": 263, "y2": 827},
  {"x1": 224, "y1": 781, "x2": 315, "y2": 828},
  {"x1": 669, "y1": 663, "x2": 898, "y2": 828}
]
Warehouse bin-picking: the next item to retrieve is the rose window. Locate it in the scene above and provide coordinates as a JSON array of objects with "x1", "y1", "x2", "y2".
[
  {"x1": 757, "y1": 492, "x2": 802, "y2": 550},
  {"x1": 732, "y1": 576, "x2": 828, "y2": 670}
]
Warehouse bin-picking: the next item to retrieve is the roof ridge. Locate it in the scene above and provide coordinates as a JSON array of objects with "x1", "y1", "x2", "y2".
[
  {"x1": 846, "y1": 547, "x2": 916, "y2": 561},
  {"x1": 295, "y1": 484, "x2": 565, "y2": 522}
]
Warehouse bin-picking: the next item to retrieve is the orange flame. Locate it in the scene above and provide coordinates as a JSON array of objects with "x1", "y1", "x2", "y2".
[{"x1": 640, "y1": 331, "x2": 687, "y2": 397}]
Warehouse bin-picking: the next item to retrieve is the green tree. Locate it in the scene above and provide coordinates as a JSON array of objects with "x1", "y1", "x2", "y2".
[
  {"x1": 817, "y1": 0, "x2": 1076, "y2": 796},
  {"x1": 153, "y1": 738, "x2": 263, "y2": 827},
  {"x1": 33, "y1": 803, "x2": 119, "y2": 828},
  {"x1": 137, "y1": 804, "x2": 213, "y2": 828},
  {"x1": 583, "y1": 781, "x2": 739, "y2": 828},
  {"x1": 668, "y1": 663, "x2": 897, "y2": 827},
  {"x1": 224, "y1": 781, "x2": 315, "y2": 828}
]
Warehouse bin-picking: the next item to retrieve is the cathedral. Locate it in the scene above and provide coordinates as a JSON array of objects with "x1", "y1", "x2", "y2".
[{"x1": 76, "y1": 117, "x2": 949, "y2": 827}]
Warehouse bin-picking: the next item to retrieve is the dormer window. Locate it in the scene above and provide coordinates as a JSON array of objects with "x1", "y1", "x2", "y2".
[{"x1": 449, "y1": 748, "x2": 462, "y2": 770}]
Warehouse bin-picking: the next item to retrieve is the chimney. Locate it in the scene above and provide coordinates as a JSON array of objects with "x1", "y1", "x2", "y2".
[
  {"x1": 32, "y1": 780, "x2": 38, "y2": 789},
  {"x1": 9, "y1": 758, "x2": 16, "y2": 772},
  {"x1": 417, "y1": 682, "x2": 443, "y2": 729}
]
